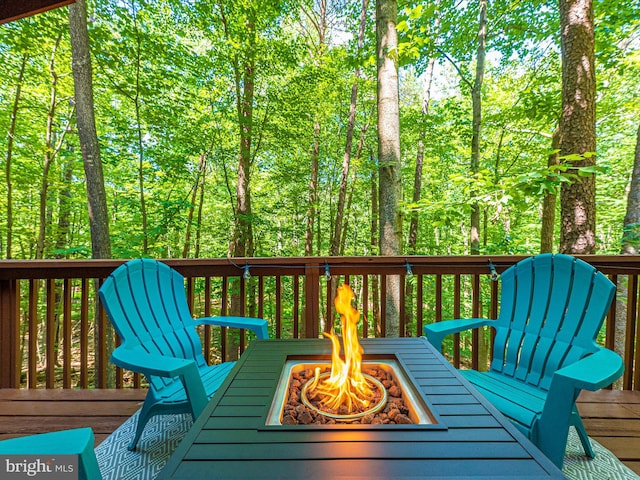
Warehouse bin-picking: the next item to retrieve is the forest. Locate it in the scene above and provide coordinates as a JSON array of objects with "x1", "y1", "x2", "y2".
[{"x1": 1, "y1": 0, "x2": 639, "y2": 262}]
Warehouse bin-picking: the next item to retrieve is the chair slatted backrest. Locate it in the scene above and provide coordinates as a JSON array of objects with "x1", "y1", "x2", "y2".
[
  {"x1": 99, "y1": 259, "x2": 207, "y2": 391},
  {"x1": 490, "y1": 254, "x2": 615, "y2": 391}
]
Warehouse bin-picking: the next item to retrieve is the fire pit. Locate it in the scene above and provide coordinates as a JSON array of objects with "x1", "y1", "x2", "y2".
[
  {"x1": 266, "y1": 283, "x2": 436, "y2": 427},
  {"x1": 266, "y1": 356, "x2": 435, "y2": 426}
]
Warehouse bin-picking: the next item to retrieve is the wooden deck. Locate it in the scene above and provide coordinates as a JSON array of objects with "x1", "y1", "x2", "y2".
[
  {"x1": 0, "y1": 388, "x2": 639, "y2": 475},
  {"x1": 578, "y1": 389, "x2": 640, "y2": 475}
]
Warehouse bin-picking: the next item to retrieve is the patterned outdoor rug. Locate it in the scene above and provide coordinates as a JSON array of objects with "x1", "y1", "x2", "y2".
[
  {"x1": 95, "y1": 410, "x2": 639, "y2": 480},
  {"x1": 95, "y1": 411, "x2": 192, "y2": 480}
]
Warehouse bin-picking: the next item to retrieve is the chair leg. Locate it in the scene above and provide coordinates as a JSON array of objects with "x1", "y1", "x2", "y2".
[
  {"x1": 128, "y1": 400, "x2": 155, "y2": 451},
  {"x1": 571, "y1": 410, "x2": 595, "y2": 458}
]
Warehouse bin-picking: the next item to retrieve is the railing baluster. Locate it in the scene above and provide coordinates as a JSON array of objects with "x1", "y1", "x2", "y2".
[
  {"x1": 63, "y1": 278, "x2": 72, "y2": 388},
  {"x1": 625, "y1": 274, "x2": 638, "y2": 390},
  {"x1": 46, "y1": 278, "x2": 56, "y2": 388},
  {"x1": 471, "y1": 274, "x2": 481, "y2": 371},
  {"x1": 258, "y1": 276, "x2": 265, "y2": 320},
  {"x1": 96, "y1": 280, "x2": 107, "y2": 389},
  {"x1": 399, "y1": 275, "x2": 406, "y2": 337},
  {"x1": 607, "y1": 274, "x2": 618, "y2": 353},
  {"x1": 204, "y1": 277, "x2": 212, "y2": 364},
  {"x1": 380, "y1": 274, "x2": 387, "y2": 337},
  {"x1": 417, "y1": 274, "x2": 424, "y2": 338},
  {"x1": 489, "y1": 276, "x2": 498, "y2": 359},
  {"x1": 80, "y1": 278, "x2": 89, "y2": 388},
  {"x1": 28, "y1": 279, "x2": 38, "y2": 388},
  {"x1": 293, "y1": 275, "x2": 300, "y2": 339},
  {"x1": 220, "y1": 276, "x2": 228, "y2": 362},
  {"x1": 362, "y1": 275, "x2": 369, "y2": 338},
  {"x1": 239, "y1": 275, "x2": 246, "y2": 354},
  {"x1": 453, "y1": 275, "x2": 461, "y2": 368},
  {"x1": 275, "y1": 276, "x2": 282, "y2": 339}
]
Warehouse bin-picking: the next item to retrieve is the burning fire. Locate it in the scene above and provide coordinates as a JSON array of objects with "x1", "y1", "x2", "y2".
[{"x1": 307, "y1": 283, "x2": 375, "y2": 413}]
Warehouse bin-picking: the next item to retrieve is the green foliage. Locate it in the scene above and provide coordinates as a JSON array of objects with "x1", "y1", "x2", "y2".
[{"x1": 0, "y1": 0, "x2": 638, "y2": 261}]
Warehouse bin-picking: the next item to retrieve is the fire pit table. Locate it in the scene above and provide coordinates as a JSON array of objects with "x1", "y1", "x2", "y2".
[{"x1": 157, "y1": 337, "x2": 566, "y2": 479}]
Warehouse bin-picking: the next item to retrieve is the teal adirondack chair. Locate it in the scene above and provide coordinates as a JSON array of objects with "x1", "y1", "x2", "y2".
[
  {"x1": 424, "y1": 253, "x2": 624, "y2": 468},
  {"x1": 98, "y1": 259, "x2": 269, "y2": 450},
  {"x1": 0, "y1": 428, "x2": 101, "y2": 480}
]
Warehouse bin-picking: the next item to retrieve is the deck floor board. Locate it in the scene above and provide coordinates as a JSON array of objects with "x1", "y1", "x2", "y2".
[{"x1": 0, "y1": 388, "x2": 638, "y2": 475}]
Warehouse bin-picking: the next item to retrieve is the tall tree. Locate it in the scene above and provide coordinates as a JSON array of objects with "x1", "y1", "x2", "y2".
[
  {"x1": 129, "y1": 0, "x2": 149, "y2": 255},
  {"x1": 330, "y1": 0, "x2": 369, "y2": 256},
  {"x1": 302, "y1": 0, "x2": 327, "y2": 257},
  {"x1": 4, "y1": 53, "x2": 27, "y2": 259},
  {"x1": 470, "y1": 0, "x2": 487, "y2": 255},
  {"x1": 540, "y1": 126, "x2": 561, "y2": 253},
  {"x1": 221, "y1": 2, "x2": 257, "y2": 259},
  {"x1": 37, "y1": 33, "x2": 73, "y2": 258},
  {"x1": 377, "y1": 0, "x2": 402, "y2": 336},
  {"x1": 68, "y1": 0, "x2": 111, "y2": 259},
  {"x1": 622, "y1": 124, "x2": 640, "y2": 255},
  {"x1": 613, "y1": 123, "x2": 640, "y2": 388},
  {"x1": 558, "y1": 0, "x2": 597, "y2": 254}
]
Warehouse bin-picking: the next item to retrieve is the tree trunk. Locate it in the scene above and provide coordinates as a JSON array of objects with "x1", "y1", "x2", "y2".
[
  {"x1": 183, "y1": 154, "x2": 206, "y2": 258},
  {"x1": 540, "y1": 126, "x2": 561, "y2": 253},
  {"x1": 306, "y1": 121, "x2": 320, "y2": 256},
  {"x1": 614, "y1": 122, "x2": 640, "y2": 388},
  {"x1": 558, "y1": 0, "x2": 597, "y2": 254},
  {"x1": 621, "y1": 123, "x2": 640, "y2": 255},
  {"x1": 470, "y1": 0, "x2": 487, "y2": 255},
  {"x1": 405, "y1": 55, "x2": 436, "y2": 330},
  {"x1": 228, "y1": 17, "x2": 256, "y2": 261},
  {"x1": 407, "y1": 57, "x2": 435, "y2": 254},
  {"x1": 331, "y1": 0, "x2": 369, "y2": 256},
  {"x1": 340, "y1": 121, "x2": 370, "y2": 254},
  {"x1": 4, "y1": 53, "x2": 27, "y2": 259},
  {"x1": 68, "y1": 0, "x2": 112, "y2": 260},
  {"x1": 194, "y1": 159, "x2": 206, "y2": 259},
  {"x1": 376, "y1": 0, "x2": 402, "y2": 337},
  {"x1": 370, "y1": 154, "x2": 380, "y2": 336},
  {"x1": 69, "y1": 0, "x2": 112, "y2": 388},
  {"x1": 129, "y1": 1, "x2": 148, "y2": 255},
  {"x1": 37, "y1": 34, "x2": 63, "y2": 259},
  {"x1": 54, "y1": 154, "x2": 75, "y2": 259},
  {"x1": 222, "y1": 3, "x2": 257, "y2": 360},
  {"x1": 303, "y1": 0, "x2": 326, "y2": 257}
]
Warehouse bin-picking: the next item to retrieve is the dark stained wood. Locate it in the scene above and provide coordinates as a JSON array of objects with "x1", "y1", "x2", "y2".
[
  {"x1": 1, "y1": 256, "x2": 640, "y2": 392},
  {"x1": 0, "y1": 389, "x2": 145, "y2": 445},
  {"x1": 0, "y1": 0, "x2": 75, "y2": 24},
  {"x1": 577, "y1": 389, "x2": 640, "y2": 475},
  {"x1": 158, "y1": 338, "x2": 565, "y2": 479},
  {"x1": 0, "y1": 279, "x2": 20, "y2": 388}
]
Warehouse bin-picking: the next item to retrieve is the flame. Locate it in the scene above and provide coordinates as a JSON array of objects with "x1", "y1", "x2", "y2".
[{"x1": 310, "y1": 283, "x2": 374, "y2": 413}]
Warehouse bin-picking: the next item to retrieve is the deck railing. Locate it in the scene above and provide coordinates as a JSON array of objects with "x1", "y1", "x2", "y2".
[{"x1": 1, "y1": 255, "x2": 639, "y2": 390}]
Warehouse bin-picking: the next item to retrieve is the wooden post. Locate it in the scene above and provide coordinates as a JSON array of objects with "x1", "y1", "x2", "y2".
[
  {"x1": 0, "y1": 279, "x2": 20, "y2": 388},
  {"x1": 304, "y1": 263, "x2": 320, "y2": 338}
]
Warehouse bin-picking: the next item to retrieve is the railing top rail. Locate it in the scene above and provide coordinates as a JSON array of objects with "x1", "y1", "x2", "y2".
[{"x1": 2, "y1": 255, "x2": 640, "y2": 280}]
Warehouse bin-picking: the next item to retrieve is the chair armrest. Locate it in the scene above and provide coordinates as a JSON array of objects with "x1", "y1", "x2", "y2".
[
  {"x1": 423, "y1": 318, "x2": 493, "y2": 353},
  {"x1": 538, "y1": 348, "x2": 624, "y2": 467},
  {"x1": 553, "y1": 347, "x2": 624, "y2": 392},
  {"x1": 111, "y1": 346, "x2": 197, "y2": 378},
  {"x1": 111, "y1": 346, "x2": 208, "y2": 418},
  {"x1": 196, "y1": 316, "x2": 269, "y2": 339}
]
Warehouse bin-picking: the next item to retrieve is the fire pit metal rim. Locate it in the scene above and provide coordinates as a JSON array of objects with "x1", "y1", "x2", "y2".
[
  {"x1": 300, "y1": 371, "x2": 388, "y2": 422},
  {"x1": 265, "y1": 355, "x2": 439, "y2": 427}
]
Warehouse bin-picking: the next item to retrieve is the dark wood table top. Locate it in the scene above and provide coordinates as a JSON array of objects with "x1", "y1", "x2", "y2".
[{"x1": 158, "y1": 337, "x2": 566, "y2": 479}]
